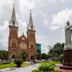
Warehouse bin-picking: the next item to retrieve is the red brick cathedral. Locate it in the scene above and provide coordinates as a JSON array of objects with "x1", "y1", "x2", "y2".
[{"x1": 8, "y1": 5, "x2": 36, "y2": 61}]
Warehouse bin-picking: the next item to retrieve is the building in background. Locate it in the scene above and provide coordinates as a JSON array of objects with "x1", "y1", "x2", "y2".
[{"x1": 36, "y1": 43, "x2": 41, "y2": 54}]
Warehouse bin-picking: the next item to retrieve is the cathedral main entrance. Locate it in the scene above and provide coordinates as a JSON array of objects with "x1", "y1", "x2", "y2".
[
  {"x1": 12, "y1": 55, "x2": 15, "y2": 59},
  {"x1": 31, "y1": 56, "x2": 34, "y2": 60}
]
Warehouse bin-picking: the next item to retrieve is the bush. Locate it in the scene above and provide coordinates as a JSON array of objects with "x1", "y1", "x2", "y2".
[
  {"x1": 39, "y1": 62, "x2": 55, "y2": 72},
  {"x1": 32, "y1": 62, "x2": 58, "y2": 72},
  {"x1": 0, "y1": 60, "x2": 9, "y2": 64},
  {"x1": 36, "y1": 53, "x2": 41, "y2": 60},
  {"x1": 41, "y1": 53, "x2": 48, "y2": 60},
  {"x1": 32, "y1": 69, "x2": 41, "y2": 72},
  {"x1": 59, "y1": 54, "x2": 64, "y2": 63},
  {"x1": 14, "y1": 54, "x2": 23, "y2": 67}
]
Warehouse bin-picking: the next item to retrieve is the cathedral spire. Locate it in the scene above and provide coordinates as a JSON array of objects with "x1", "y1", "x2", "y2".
[
  {"x1": 12, "y1": 4, "x2": 16, "y2": 22},
  {"x1": 10, "y1": 3, "x2": 18, "y2": 27},
  {"x1": 27, "y1": 10, "x2": 35, "y2": 30}
]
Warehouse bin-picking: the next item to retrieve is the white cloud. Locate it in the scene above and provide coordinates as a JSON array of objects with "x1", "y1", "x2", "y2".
[
  {"x1": 43, "y1": 19, "x2": 49, "y2": 26},
  {"x1": 36, "y1": 35, "x2": 44, "y2": 44},
  {"x1": 47, "y1": 0, "x2": 57, "y2": 3},
  {"x1": 0, "y1": 0, "x2": 12, "y2": 20},
  {"x1": 51, "y1": 8, "x2": 72, "y2": 30},
  {"x1": 61, "y1": 0, "x2": 69, "y2": 2},
  {"x1": 47, "y1": 0, "x2": 69, "y2": 2},
  {"x1": 0, "y1": 27, "x2": 8, "y2": 50},
  {"x1": 50, "y1": 25, "x2": 60, "y2": 30},
  {"x1": 19, "y1": 0, "x2": 36, "y2": 16},
  {"x1": 18, "y1": 20, "x2": 27, "y2": 36},
  {"x1": 0, "y1": 0, "x2": 13, "y2": 6},
  {"x1": 20, "y1": 0, "x2": 36, "y2": 9},
  {"x1": 0, "y1": 20, "x2": 8, "y2": 31}
]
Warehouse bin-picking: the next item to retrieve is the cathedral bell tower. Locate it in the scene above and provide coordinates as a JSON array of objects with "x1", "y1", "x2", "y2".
[
  {"x1": 27, "y1": 10, "x2": 36, "y2": 60},
  {"x1": 8, "y1": 4, "x2": 18, "y2": 60}
]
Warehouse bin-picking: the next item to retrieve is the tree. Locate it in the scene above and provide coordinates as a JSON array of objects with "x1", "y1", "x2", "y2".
[
  {"x1": 0, "y1": 50, "x2": 8, "y2": 60},
  {"x1": 14, "y1": 53, "x2": 23, "y2": 67},
  {"x1": 59, "y1": 54, "x2": 64, "y2": 63},
  {"x1": 36, "y1": 53, "x2": 41, "y2": 60},
  {"x1": 41, "y1": 53, "x2": 48, "y2": 60},
  {"x1": 48, "y1": 43, "x2": 64, "y2": 61},
  {"x1": 21, "y1": 52, "x2": 27, "y2": 61}
]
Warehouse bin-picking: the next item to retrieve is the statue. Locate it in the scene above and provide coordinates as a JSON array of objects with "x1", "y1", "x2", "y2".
[{"x1": 61, "y1": 21, "x2": 72, "y2": 69}]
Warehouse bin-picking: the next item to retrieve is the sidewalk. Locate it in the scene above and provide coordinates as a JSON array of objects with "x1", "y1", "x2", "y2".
[{"x1": 0, "y1": 64, "x2": 39, "y2": 72}]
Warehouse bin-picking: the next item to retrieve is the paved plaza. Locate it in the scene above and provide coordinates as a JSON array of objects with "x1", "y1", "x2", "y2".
[{"x1": 0, "y1": 64, "x2": 39, "y2": 72}]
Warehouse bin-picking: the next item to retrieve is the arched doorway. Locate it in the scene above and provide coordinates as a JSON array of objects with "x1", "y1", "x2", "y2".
[
  {"x1": 12, "y1": 55, "x2": 15, "y2": 62},
  {"x1": 12, "y1": 55, "x2": 15, "y2": 59},
  {"x1": 31, "y1": 56, "x2": 34, "y2": 60},
  {"x1": 30, "y1": 56, "x2": 36, "y2": 64}
]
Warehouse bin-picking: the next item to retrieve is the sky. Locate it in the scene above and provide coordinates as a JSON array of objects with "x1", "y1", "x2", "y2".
[{"x1": 0, "y1": 0, "x2": 72, "y2": 53}]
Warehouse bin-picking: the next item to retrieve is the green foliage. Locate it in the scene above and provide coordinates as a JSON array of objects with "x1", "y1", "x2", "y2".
[
  {"x1": 14, "y1": 54, "x2": 23, "y2": 67},
  {"x1": 48, "y1": 61, "x2": 61, "y2": 64},
  {"x1": 41, "y1": 53, "x2": 48, "y2": 60},
  {"x1": 32, "y1": 69, "x2": 41, "y2": 72},
  {"x1": 48, "y1": 43, "x2": 64, "y2": 61},
  {"x1": 39, "y1": 62, "x2": 55, "y2": 72},
  {"x1": 21, "y1": 62, "x2": 31, "y2": 67},
  {"x1": 20, "y1": 52, "x2": 27, "y2": 61},
  {"x1": 32, "y1": 62, "x2": 58, "y2": 72},
  {"x1": 0, "y1": 62, "x2": 31, "y2": 69},
  {"x1": 0, "y1": 63, "x2": 16, "y2": 69},
  {"x1": 59, "y1": 54, "x2": 64, "y2": 63},
  {"x1": 0, "y1": 50, "x2": 8, "y2": 60},
  {"x1": 36, "y1": 53, "x2": 41, "y2": 60}
]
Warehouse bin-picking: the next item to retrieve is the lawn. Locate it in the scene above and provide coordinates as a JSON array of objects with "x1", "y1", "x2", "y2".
[
  {"x1": 40, "y1": 60, "x2": 61, "y2": 65},
  {"x1": 0, "y1": 62, "x2": 31, "y2": 69},
  {"x1": 22, "y1": 62, "x2": 31, "y2": 67},
  {"x1": 48, "y1": 61, "x2": 61, "y2": 64}
]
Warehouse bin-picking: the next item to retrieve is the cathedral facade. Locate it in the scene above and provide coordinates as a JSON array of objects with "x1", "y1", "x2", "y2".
[{"x1": 8, "y1": 6, "x2": 36, "y2": 61}]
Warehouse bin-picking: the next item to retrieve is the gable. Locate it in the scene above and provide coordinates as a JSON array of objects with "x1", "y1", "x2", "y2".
[{"x1": 18, "y1": 34, "x2": 27, "y2": 42}]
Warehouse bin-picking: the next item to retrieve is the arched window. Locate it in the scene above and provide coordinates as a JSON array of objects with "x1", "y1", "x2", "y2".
[
  {"x1": 30, "y1": 45, "x2": 34, "y2": 48},
  {"x1": 12, "y1": 42, "x2": 16, "y2": 47}
]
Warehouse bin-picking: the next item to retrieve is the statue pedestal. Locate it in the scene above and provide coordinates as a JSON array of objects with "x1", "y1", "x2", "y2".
[
  {"x1": 60, "y1": 49, "x2": 72, "y2": 69},
  {"x1": 64, "y1": 49, "x2": 72, "y2": 66}
]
